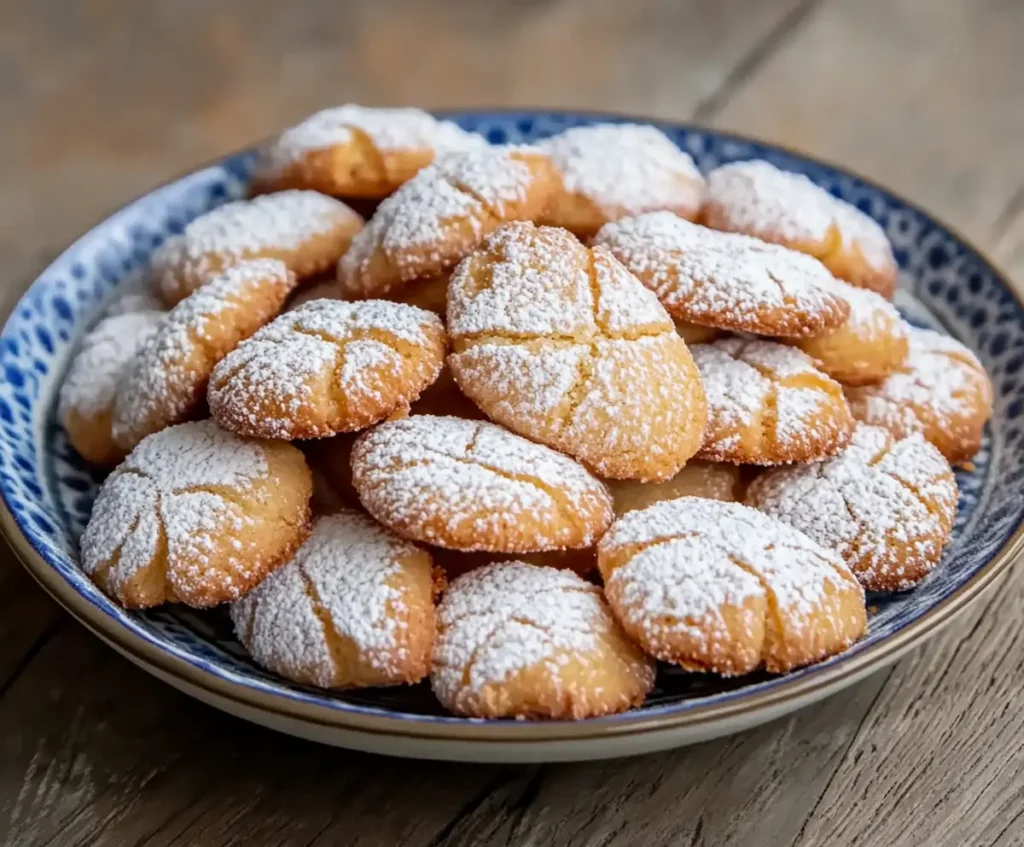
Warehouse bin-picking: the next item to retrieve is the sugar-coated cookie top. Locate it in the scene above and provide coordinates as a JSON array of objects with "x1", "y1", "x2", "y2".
[
  {"x1": 594, "y1": 212, "x2": 848, "y2": 331},
  {"x1": 352, "y1": 415, "x2": 613, "y2": 549},
  {"x1": 231, "y1": 510, "x2": 432, "y2": 685},
  {"x1": 851, "y1": 327, "x2": 991, "y2": 426},
  {"x1": 599, "y1": 496, "x2": 859, "y2": 621},
  {"x1": 258, "y1": 105, "x2": 485, "y2": 177},
  {"x1": 58, "y1": 310, "x2": 163, "y2": 420},
  {"x1": 432, "y1": 562, "x2": 639, "y2": 702},
  {"x1": 81, "y1": 420, "x2": 272, "y2": 592},
  {"x1": 706, "y1": 160, "x2": 892, "y2": 267},
  {"x1": 539, "y1": 123, "x2": 702, "y2": 215},
  {"x1": 448, "y1": 222, "x2": 670, "y2": 340},
  {"x1": 747, "y1": 425, "x2": 956, "y2": 578},
  {"x1": 691, "y1": 338, "x2": 837, "y2": 446},
  {"x1": 152, "y1": 190, "x2": 359, "y2": 272}
]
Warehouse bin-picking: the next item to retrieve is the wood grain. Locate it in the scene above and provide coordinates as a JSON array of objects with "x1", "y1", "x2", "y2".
[{"x1": 0, "y1": 0, "x2": 1022, "y2": 845}]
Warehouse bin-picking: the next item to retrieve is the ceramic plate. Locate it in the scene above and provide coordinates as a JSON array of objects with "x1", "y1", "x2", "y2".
[{"x1": 2, "y1": 110, "x2": 1022, "y2": 763}]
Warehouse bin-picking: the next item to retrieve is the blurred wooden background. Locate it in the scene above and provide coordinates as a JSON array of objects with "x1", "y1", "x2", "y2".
[{"x1": 1, "y1": 1, "x2": 1022, "y2": 845}]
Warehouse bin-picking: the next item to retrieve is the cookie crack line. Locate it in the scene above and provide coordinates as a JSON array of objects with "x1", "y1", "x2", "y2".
[
  {"x1": 555, "y1": 342, "x2": 600, "y2": 435},
  {"x1": 347, "y1": 125, "x2": 388, "y2": 184},
  {"x1": 89, "y1": 508, "x2": 144, "y2": 586},
  {"x1": 414, "y1": 440, "x2": 602, "y2": 532},
  {"x1": 297, "y1": 564, "x2": 345, "y2": 683},
  {"x1": 722, "y1": 553, "x2": 783, "y2": 666}
]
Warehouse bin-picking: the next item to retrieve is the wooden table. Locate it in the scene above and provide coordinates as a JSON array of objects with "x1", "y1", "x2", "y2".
[{"x1": 1, "y1": 1, "x2": 1022, "y2": 844}]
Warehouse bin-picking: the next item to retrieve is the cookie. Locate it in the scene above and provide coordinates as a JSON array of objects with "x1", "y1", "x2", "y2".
[
  {"x1": 594, "y1": 212, "x2": 850, "y2": 337},
  {"x1": 606, "y1": 460, "x2": 743, "y2": 516},
  {"x1": 845, "y1": 327, "x2": 993, "y2": 464},
  {"x1": 597, "y1": 497, "x2": 866, "y2": 675},
  {"x1": 746, "y1": 424, "x2": 957, "y2": 591},
  {"x1": 102, "y1": 288, "x2": 165, "y2": 318},
  {"x1": 447, "y1": 222, "x2": 707, "y2": 481},
  {"x1": 81, "y1": 420, "x2": 312, "y2": 609},
  {"x1": 208, "y1": 298, "x2": 446, "y2": 440},
  {"x1": 285, "y1": 278, "x2": 343, "y2": 311},
  {"x1": 152, "y1": 190, "x2": 363, "y2": 305},
  {"x1": 231, "y1": 510, "x2": 442, "y2": 689},
  {"x1": 251, "y1": 105, "x2": 486, "y2": 198},
  {"x1": 351, "y1": 415, "x2": 614, "y2": 552},
  {"x1": 674, "y1": 319, "x2": 724, "y2": 345},
  {"x1": 59, "y1": 310, "x2": 164, "y2": 465},
  {"x1": 703, "y1": 160, "x2": 898, "y2": 298},
  {"x1": 337, "y1": 146, "x2": 560, "y2": 300},
  {"x1": 538, "y1": 123, "x2": 705, "y2": 237},
  {"x1": 113, "y1": 259, "x2": 297, "y2": 453},
  {"x1": 431, "y1": 562, "x2": 655, "y2": 719},
  {"x1": 793, "y1": 278, "x2": 909, "y2": 385},
  {"x1": 691, "y1": 337, "x2": 854, "y2": 464}
]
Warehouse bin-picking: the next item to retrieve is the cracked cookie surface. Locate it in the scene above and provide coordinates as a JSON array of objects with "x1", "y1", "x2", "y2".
[
  {"x1": 844, "y1": 326, "x2": 993, "y2": 464},
  {"x1": 208, "y1": 298, "x2": 446, "y2": 439},
  {"x1": 231, "y1": 510, "x2": 442, "y2": 689},
  {"x1": 431, "y1": 561, "x2": 654, "y2": 719},
  {"x1": 351, "y1": 415, "x2": 614, "y2": 552},
  {"x1": 597, "y1": 496, "x2": 866, "y2": 675},
  {"x1": 81, "y1": 420, "x2": 312, "y2": 609},
  {"x1": 745, "y1": 424, "x2": 957, "y2": 591},
  {"x1": 113, "y1": 259, "x2": 298, "y2": 453},
  {"x1": 152, "y1": 190, "x2": 363, "y2": 306},
  {"x1": 691, "y1": 336, "x2": 854, "y2": 465},
  {"x1": 251, "y1": 104, "x2": 486, "y2": 198},
  {"x1": 447, "y1": 221, "x2": 707, "y2": 481},
  {"x1": 594, "y1": 211, "x2": 850, "y2": 337},
  {"x1": 338, "y1": 147, "x2": 560, "y2": 299}
]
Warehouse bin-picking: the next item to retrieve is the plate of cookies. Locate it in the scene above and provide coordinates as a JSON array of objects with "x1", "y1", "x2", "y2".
[{"x1": 1, "y1": 107, "x2": 1020, "y2": 762}]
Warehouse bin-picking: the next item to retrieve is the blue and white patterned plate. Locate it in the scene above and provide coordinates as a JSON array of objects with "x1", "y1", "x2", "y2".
[{"x1": 2, "y1": 110, "x2": 1022, "y2": 762}]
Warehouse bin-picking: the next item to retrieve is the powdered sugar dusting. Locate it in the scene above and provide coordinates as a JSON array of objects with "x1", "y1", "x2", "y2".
[
  {"x1": 352, "y1": 415, "x2": 612, "y2": 550},
  {"x1": 600, "y1": 496, "x2": 859, "y2": 624},
  {"x1": 113, "y1": 259, "x2": 293, "y2": 445},
  {"x1": 846, "y1": 326, "x2": 993, "y2": 430},
  {"x1": 257, "y1": 105, "x2": 485, "y2": 180},
  {"x1": 432, "y1": 562, "x2": 637, "y2": 709},
  {"x1": 80, "y1": 420, "x2": 271, "y2": 601},
  {"x1": 339, "y1": 148, "x2": 543, "y2": 295},
  {"x1": 59, "y1": 311, "x2": 163, "y2": 421},
  {"x1": 208, "y1": 298, "x2": 444, "y2": 438},
  {"x1": 594, "y1": 212, "x2": 847, "y2": 334},
  {"x1": 152, "y1": 190, "x2": 359, "y2": 281},
  {"x1": 705, "y1": 160, "x2": 893, "y2": 272},
  {"x1": 540, "y1": 123, "x2": 703, "y2": 217},
  {"x1": 231, "y1": 510, "x2": 432, "y2": 687},
  {"x1": 103, "y1": 289, "x2": 165, "y2": 318},
  {"x1": 746, "y1": 425, "x2": 957, "y2": 589}
]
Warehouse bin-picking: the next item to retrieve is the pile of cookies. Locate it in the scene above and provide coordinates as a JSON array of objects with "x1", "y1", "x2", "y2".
[{"x1": 63, "y1": 106, "x2": 994, "y2": 721}]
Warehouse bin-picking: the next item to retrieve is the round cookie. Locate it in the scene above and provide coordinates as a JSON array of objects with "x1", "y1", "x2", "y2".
[
  {"x1": 251, "y1": 105, "x2": 486, "y2": 198},
  {"x1": 844, "y1": 327, "x2": 993, "y2": 464},
  {"x1": 432, "y1": 561, "x2": 655, "y2": 719},
  {"x1": 337, "y1": 146, "x2": 561, "y2": 300},
  {"x1": 606, "y1": 460, "x2": 743, "y2": 517},
  {"x1": 745, "y1": 424, "x2": 957, "y2": 592},
  {"x1": 793, "y1": 278, "x2": 909, "y2": 385},
  {"x1": 691, "y1": 337, "x2": 854, "y2": 465},
  {"x1": 208, "y1": 298, "x2": 446, "y2": 440},
  {"x1": 351, "y1": 415, "x2": 614, "y2": 552},
  {"x1": 597, "y1": 497, "x2": 866, "y2": 675},
  {"x1": 231, "y1": 510, "x2": 442, "y2": 689},
  {"x1": 702, "y1": 160, "x2": 898, "y2": 298},
  {"x1": 538, "y1": 123, "x2": 705, "y2": 237},
  {"x1": 81, "y1": 420, "x2": 312, "y2": 609},
  {"x1": 594, "y1": 212, "x2": 850, "y2": 337},
  {"x1": 447, "y1": 222, "x2": 707, "y2": 481},
  {"x1": 152, "y1": 190, "x2": 363, "y2": 305},
  {"x1": 59, "y1": 310, "x2": 164, "y2": 465},
  {"x1": 112, "y1": 259, "x2": 297, "y2": 453}
]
